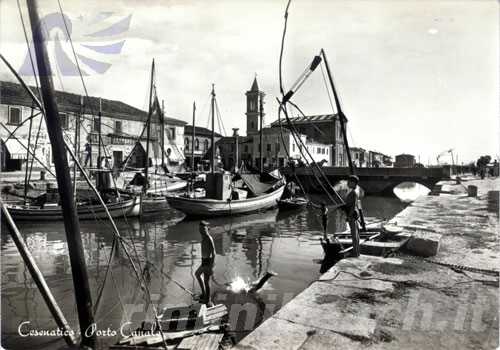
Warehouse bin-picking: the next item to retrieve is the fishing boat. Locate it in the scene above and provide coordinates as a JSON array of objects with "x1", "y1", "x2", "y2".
[
  {"x1": 167, "y1": 182, "x2": 285, "y2": 217},
  {"x1": 167, "y1": 85, "x2": 286, "y2": 218},
  {"x1": 5, "y1": 195, "x2": 141, "y2": 221}
]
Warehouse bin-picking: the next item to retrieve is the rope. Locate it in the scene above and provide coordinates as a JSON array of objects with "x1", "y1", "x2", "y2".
[
  {"x1": 387, "y1": 252, "x2": 499, "y2": 277},
  {"x1": 93, "y1": 237, "x2": 117, "y2": 314},
  {"x1": 215, "y1": 99, "x2": 227, "y2": 136},
  {"x1": 16, "y1": 0, "x2": 41, "y2": 96},
  {"x1": 319, "y1": 63, "x2": 336, "y2": 113}
]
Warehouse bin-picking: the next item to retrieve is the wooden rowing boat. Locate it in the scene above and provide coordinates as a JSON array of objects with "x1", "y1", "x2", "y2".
[
  {"x1": 277, "y1": 196, "x2": 308, "y2": 211},
  {"x1": 166, "y1": 183, "x2": 285, "y2": 218},
  {"x1": 5, "y1": 195, "x2": 141, "y2": 221}
]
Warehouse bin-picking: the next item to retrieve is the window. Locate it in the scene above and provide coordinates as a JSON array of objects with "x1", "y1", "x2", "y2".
[
  {"x1": 8, "y1": 107, "x2": 21, "y2": 125},
  {"x1": 59, "y1": 113, "x2": 69, "y2": 129},
  {"x1": 267, "y1": 144, "x2": 271, "y2": 152},
  {"x1": 326, "y1": 148, "x2": 328, "y2": 155},
  {"x1": 317, "y1": 147, "x2": 321, "y2": 154},
  {"x1": 93, "y1": 118, "x2": 100, "y2": 132},
  {"x1": 185, "y1": 138, "x2": 189, "y2": 151},
  {"x1": 250, "y1": 121, "x2": 255, "y2": 130},
  {"x1": 249, "y1": 100, "x2": 256, "y2": 111},
  {"x1": 169, "y1": 127, "x2": 176, "y2": 140},
  {"x1": 115, "y1": 120, "x2": 122, "y2": 133},
  {"x1": 195, "y1": 139, "x2": 200, "y2": 151},
  {"x1": 204, "y1": 139, "x2": 209, "y2": 151},
  {"x1": 292, "y1": 143, "x2": 296, "y2": 152}
]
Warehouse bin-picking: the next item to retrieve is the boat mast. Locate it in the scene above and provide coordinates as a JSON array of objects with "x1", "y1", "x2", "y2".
[
  {"x1": 73, "y1": 97, "x2": 81, "y2": 196},
  {"x1": 233, "y1": 128, "x2": 239, "y2": 172},
  {"x1": 98, "y1": 97, "x2": 102, "y2": 169},
  {"x1": 191, "y1": 101, "x2": 196, "y2": 172},
  {"x1": 23, "y1": 105, "x2": 34, "y2": 205},
  {"x1": 259, "y1": 92, "x2": 264, "y2": 174},
  {"x1": 26, "y1": 1, "x2": 96, "y2": 347},
  {"x1": 320, "y1": 49, "x2": 354, "y2": 173},
  {"x1": 144, "y1": 59, "x2": 155, "y2": 193},
  {"x1": 321, "y1": 48, "x2": 366, "y2": 231},
  {"x1": 210, "y1": 84, "x2": 215, "y2": 174},
  {"x1": 161, "y1": 99, "x2": 165, "y2": 168}
]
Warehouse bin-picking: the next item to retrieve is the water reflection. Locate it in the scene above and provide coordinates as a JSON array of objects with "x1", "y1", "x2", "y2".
[
  {"x1": 1, "y1": 194, "x2": 408, "y2": 349},
  {"x1": 393, "y1": 182, "x2": 431, "y2": 203}
]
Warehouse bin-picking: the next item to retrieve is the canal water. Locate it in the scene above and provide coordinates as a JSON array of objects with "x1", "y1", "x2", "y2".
[{"x1": 1, "y1": 183, "x2": 428, "y2": 349}]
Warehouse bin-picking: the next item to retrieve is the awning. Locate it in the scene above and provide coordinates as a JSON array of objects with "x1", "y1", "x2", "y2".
[
  {"x1": 240, "y1": 173, "x2": 277, "y2": 196},
  {"x1": 3, "y1": 139, "x2": 28, "y2": 159}
]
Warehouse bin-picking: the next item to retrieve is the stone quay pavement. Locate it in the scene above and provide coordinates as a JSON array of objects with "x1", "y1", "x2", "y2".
[{"x1": 235, "y1": 178, "x2": 499, "y2": 350}]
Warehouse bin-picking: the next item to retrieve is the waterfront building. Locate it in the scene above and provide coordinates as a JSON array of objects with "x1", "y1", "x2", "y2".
[
  {"x1": 183, "y1": 125, "x2": 222, "y2": 171},
  {"x1": 0, "y1": 81, "x2": 186, "y2": 172},
  {"x1": 349, "y1": 147, "x2": 369, "y2": 167},
  {"x1": 394, "y1": 153, "x2": 416, "y2": 168},
  {"x1": 270, "y1": 114, "x2": 346, "y2": 166},
  {"x1": 367, "y1": 150, "x2": 392, "y2": 168}
]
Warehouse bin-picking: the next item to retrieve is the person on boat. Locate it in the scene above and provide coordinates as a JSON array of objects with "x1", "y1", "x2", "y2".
[
  {"x1": 83, "y1": 142, "x2": 92, "y2": 167},
  {"x1": 195, "y1": 221, "x2": 215, "y2": 305},
  {"x1": 343, "y1": 175, "x2": 361, "y2": 257},
  {"x1": 286, "y1": 181, "x2": 297, "y2": 199}
]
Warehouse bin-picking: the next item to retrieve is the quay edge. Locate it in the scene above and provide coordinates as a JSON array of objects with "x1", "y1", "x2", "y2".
[{"x1": 234, "y1": 178, "x2": 499, "y2": 350}]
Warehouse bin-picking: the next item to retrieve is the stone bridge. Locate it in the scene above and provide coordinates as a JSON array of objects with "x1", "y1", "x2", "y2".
[{"x1": 283, "y1": 166, "x2": 451, "y2": 196}]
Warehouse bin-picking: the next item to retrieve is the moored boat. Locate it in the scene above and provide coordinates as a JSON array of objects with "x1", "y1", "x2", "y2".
[
  {"x1": 5, "y1": 195, "x2": 141, "y2": 221},
  {"x1": 277, "y1": 196, "x2": 308, "y2": 210},
  {"x1": 166, "y1": 182, "x2": 285, "y2": 217}
]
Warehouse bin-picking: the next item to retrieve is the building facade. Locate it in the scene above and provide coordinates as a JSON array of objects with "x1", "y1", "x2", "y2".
[
  {"x1": 394, "y1": 153, "x2": 416, "y2": 168},
  {"x1": 349, "y1": 147, "x2": 369, "y2": 167},
  {"x1": 0, "y1": 81, "x2": 186, "y2": 172},
  {"x1": 184, "y1": 125, "x2": 222, "y2": 171},
  {"x1": 270, "y1": 114, "x2": 346, "y2": 166}
]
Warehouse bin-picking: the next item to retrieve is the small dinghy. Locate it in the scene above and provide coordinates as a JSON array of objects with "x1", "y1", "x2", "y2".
[{"x1": 277, "y1": 197, "x2": 308, "y2": 211}]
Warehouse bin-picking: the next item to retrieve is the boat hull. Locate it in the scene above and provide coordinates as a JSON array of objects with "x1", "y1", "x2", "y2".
[
  {"x1": 6, "y1": 196, "x2": 141, "y2": 221},
  {"x1": 166, "y1": 185, "x2": 285, "y2": 217}
]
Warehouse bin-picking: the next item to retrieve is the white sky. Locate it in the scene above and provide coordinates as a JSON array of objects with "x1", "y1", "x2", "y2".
[{"x1": 1, "y1": 0, "x2": 498, "y2": 164}]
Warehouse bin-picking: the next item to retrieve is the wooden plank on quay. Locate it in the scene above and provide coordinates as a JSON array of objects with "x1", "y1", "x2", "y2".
[{"x1": 177, "y1": 333, "x2": 224, "y2": 350}]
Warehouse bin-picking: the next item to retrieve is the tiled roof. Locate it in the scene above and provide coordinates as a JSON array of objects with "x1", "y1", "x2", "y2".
[
  {"x1": 184, "y1": 125, "x2": 222, "y2": 138},
  {"x1": 270, "y1": 114, "x2": 339, "y2": 127},
  {"x1": 0, "y1": 81, "x2": 186, "y2": 126}
]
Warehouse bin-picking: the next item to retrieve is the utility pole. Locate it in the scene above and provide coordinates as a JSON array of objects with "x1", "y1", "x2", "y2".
[
  {"x1": 26, "y1": 1, "x2": 96, "y2": 347},
  {"x1": 259, "y1": 92, "x2": 264, "y2": 174}
]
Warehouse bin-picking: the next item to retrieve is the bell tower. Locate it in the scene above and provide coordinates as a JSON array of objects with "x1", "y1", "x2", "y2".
[{"x1": 245, "y1": 76, "x2": 265, "y2": 135}]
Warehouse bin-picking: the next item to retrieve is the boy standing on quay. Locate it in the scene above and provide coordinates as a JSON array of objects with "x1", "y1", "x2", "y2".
[
  {"x1": 195, "y1": 221, "x2": 216, "y2": 305},
  {"x1": 344, "y1": 175, "x2": 361, "y2": 257}
]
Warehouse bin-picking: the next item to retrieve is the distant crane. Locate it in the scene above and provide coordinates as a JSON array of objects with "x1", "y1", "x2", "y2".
[{"x1": 436, "y1": 148, "x2": 455, "y2": 166}]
